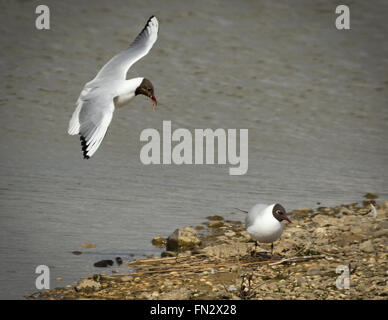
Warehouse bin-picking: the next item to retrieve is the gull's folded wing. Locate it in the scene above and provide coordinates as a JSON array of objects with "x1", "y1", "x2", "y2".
[{"x1": 245, "y1": 204, "x2": 270, "y2": 227}]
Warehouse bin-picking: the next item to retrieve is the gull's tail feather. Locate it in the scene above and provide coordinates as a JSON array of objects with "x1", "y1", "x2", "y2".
[{"x1": 233, "y1": 207, "x2": 248, "y2": 214}]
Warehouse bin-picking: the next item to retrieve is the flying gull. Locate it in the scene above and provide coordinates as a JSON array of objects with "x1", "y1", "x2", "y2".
[{"x1": 68, "y1": 16, "x2": 159, "y2": 159}]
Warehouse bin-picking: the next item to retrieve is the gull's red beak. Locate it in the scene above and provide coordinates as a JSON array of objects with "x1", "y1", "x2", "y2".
[
  {"x1": 151, "y1": 96, "x2": 157, "y2": 110},
  {"x1": 285, "y1": 216, "x2": 292, "y2": 223}
]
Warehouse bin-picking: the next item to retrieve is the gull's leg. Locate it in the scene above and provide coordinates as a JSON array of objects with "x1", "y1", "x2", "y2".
[{"x1": 271, "y1": 243, "x2": 274, "y2": 256}]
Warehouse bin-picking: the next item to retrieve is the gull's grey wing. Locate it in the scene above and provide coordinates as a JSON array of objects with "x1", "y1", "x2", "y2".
[
  {"x1": 245, "y1": 204, "x2": 269, "y2": 228},
  {"x1": 93, "y1": 16, "x2": 158, "y2": 81}
]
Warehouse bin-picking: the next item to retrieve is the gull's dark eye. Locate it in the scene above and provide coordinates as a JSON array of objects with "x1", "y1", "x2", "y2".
[{"x1": 276, "y1": 210, "x2": 282, "y2": 215}]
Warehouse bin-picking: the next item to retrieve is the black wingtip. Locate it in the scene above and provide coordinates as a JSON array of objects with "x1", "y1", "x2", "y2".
[{"x1": 79, "y1": 135, "x2": 90, "y2": 159}]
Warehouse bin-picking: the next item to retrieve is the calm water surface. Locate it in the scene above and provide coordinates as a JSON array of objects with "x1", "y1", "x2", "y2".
[{"x1": 0, "y1": 0, "x2": 387, "y2": 298}]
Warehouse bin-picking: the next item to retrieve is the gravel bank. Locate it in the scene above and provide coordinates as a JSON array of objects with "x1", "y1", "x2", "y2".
[{"x1": 30, "y1": 196, "x2": 387, "y2": 300}]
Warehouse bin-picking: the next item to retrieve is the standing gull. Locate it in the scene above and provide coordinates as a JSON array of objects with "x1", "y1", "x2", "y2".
[
  {"x1": 68, "y1": 16, "x2": 159, "y2": 159},
  {"x1": 244, "y1": 203, "x2": 292, "y2": 257}
]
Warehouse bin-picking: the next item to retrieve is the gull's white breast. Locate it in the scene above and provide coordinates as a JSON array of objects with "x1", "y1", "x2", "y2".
[{"x1": 246, "y1": 204, "x2": 285, "y2": 243}]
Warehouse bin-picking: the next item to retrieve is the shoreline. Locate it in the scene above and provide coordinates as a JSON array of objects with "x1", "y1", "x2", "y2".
[{"x1": 29, "y1": 196, "x2": 387, "y2": 300}]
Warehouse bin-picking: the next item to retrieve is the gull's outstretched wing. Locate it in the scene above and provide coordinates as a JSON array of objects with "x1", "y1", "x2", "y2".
[
  {"x1": 93, "y1": 16, "x2": 158, "y2": 81},
  {"x1": 77, "y1": 95, "x2": 115, "y2": 159}
]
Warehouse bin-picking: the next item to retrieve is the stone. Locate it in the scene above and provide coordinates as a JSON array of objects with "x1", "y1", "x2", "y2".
[
  {"x1": 314, "y1": 227, "x2": 327, "y2": 235},
  {"x1": 228, "y1": 285, "x2": 237, "y2": 292},
  {"x1": 120, "y1": 276, "x2": 133, "y2": 282},
  {"x1": 351, "y1": 226, "x2": 363, "y2": 235},
  {"x1": 206, "y1": 215, "x2": 224, "y2": 221},
  {"x1": 75, "y1": 279, "x2": 101, "y2": 292},
  {"x1": 217, "y1": 236, "x2": 228, "y2": 242},
  {"x1": 158, "y1": 287, "x2": 191, "y2": 300},
  {"x1": 296, "y1": 208, "x2": 313, "y2": 213},
  {"x1": 81, "y1": 243, "x2": 96, "y2": 248},
  {"x1": 93, "y1": 260, "x2": 114, "y2": 267},
  {"x1": 166, "y1": 227, "x2": 201, "y2": 251},
  {"x1": 360, "y1": 240, "x2": 375, "y2": 253},
  {"x1": 339, "y1": 207, "x2": 353, "y2": 215},
  {"x1": 373, "y1": 229, "x2": 388, "y2": 238},
  {"x1": 225, "y1": 231, "x2": 236, "y2": 237},
  {"x1": 364, "y1": 192, "x2": 378, "y2": 200},
  {"x1": 343, "y1": 216, "x2": 358, "y2": 226},
  {"x1": 207, "y1": 221, "x2": 224, "y2": 228},
  {"x1": 312, "y1": 215, "x2": 336, "y2": 227},
  {"x1": 152, "y1": 236, "x2": 167, "y2": 248},
  {"x1": 240, "y1": 231, "x2": 251, "y2": 241},
  {"x1": 161, "y1": 251, "x2": 177, "y2": 257}
]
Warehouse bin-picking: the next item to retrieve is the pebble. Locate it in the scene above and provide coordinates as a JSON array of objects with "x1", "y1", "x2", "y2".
[
  {"x1": 239, "y1": 231, "x2": 251, "y2": 241},
  {"x1": 364, "y1": 192, "x2": 378, "y2": 200},
  {"x1": 81, "y1": 243, "x2": 96, "y2": 249},
  {"x1": 120, "y1": 276, "x2": 133, "y2": 282},
  {"x1": 339, "y1": 207, "x2": 353, "y2": 215},
  {"x1": 225, "y1": 231, "x2": 236, "y2": 237},
  {"x1": 93, "y1": 260, "x2": 114, "y2": 268},
  {"x1": 151, "y1": 236, "x2": 166, "y2": 248},
  {"x1": 75, "y1": 279, "x2": 101, "y2": 292},
  {"x1": 207, "y1": 215, "x2": 224, "y2": 221},
  {"x1": 208, "y1": 221, "x2": 224, "y2": 228},
  {"x1": 161, "y1": 251, "x2": 177, "y2": 257},
  {"x1": 228, "y1": 285, "x2": 237, "y2": 292}
]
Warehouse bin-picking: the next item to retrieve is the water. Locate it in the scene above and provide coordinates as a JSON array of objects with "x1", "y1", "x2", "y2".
[{"x1": 0, "y1": 0, "x2": 387, "y2": 299}]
